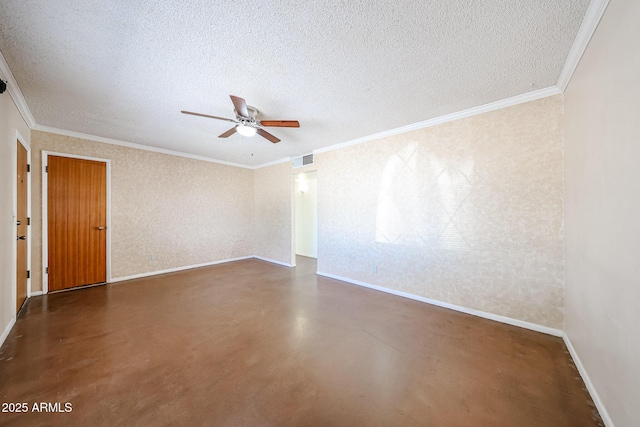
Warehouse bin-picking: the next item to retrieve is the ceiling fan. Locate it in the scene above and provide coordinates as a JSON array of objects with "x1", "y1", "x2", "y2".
[{"x1": 181, "y1": 95, "x2": 300, "y2": 143}]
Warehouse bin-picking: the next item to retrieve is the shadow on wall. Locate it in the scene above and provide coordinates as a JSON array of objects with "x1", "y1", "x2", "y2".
[{"x1": 376, "y1": 143, "x2": 474, "y2": 251}]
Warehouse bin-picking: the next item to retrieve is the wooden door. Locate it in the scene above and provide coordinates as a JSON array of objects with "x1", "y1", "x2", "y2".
[
  {"x1": 48, "y1": 156, "x2": 107, "y2": 291},
  {"x1": 16, "y1": 141, "x2": 28, "y2": 312}
]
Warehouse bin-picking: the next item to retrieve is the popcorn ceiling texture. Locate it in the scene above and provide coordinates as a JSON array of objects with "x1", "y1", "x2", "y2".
[
  {"x1": 29, "y1": 131, "x2": 254, "y2": 292},
  {"x1": 253, "y1": 162, "x2": 293, "y2": 265},
  {"x1": 0, "y1": 1, "x2": 589, "y2": 166},
  {"x1": 317, "y1": 96, "x2": 564, "y2": 329}
]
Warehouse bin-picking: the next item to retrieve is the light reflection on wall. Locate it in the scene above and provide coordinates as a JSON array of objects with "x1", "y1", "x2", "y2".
[
  {"x1": 375, "y1": 144, "x2": 419, "y2": 244},
  {"x1": 375, "y1": 143, "x2": 474, "y2": 251}
]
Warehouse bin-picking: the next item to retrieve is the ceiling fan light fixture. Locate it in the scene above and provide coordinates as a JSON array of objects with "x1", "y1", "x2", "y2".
[
  {"x1": 236, "y1": 125, "x2": 257, "y2": 137},
  {"x1": 182, "y1": 95, "x2": 296, "y2": 143}
]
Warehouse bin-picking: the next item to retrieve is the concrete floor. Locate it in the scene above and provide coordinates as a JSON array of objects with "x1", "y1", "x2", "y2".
[{"x1": 0, "y1": 256, "x2": 601, "y2": 426}]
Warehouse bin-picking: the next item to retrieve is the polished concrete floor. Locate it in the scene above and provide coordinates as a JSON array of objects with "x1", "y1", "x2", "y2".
[{"x1": 1, "y1": 256, "x2": 601, "y2": 426}]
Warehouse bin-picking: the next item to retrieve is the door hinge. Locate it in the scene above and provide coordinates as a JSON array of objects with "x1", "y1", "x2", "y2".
[
  {"x1": 27, "y1": 270, "x2": 30, "y2": 279},
  {"x1": 27, "y1": 217, "x2": 31, "y2": 226},
  {"x1": 27, "y1": 164, "x2": 30, "y2": 172},
  {"x1": 46, "y1": 166, "x2": 48, "y2": 173},
  {"x1": 46, "y1": 267, "x2": 49, "y2": 274}
]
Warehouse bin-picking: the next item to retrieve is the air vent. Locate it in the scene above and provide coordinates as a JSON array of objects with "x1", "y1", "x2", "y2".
[{"x1": 293, "y1": 154, "x2": 314, "y2": 168}]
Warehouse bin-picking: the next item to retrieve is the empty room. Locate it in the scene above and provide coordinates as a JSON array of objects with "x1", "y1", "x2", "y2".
[{"x1": 0, "y1": 1, "x2": 638, "y2": 426}]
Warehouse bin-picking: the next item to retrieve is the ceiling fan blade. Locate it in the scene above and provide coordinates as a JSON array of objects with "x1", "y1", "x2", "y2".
[
  {"x1": 256, "y1": 128, "x2": 280, "y2": 144},
  {"x1": 181, "y1": 110, "x2": 236, "y2": 123},
  {"x1": 259, "y1": 120, "x2": 300, "y2": 128},
  {"x1": 219, "y1": 127, "x2": 237, "y2": 138},
  {"x1": 230, "y1": 95, "x2": 250, "y2": 118}
]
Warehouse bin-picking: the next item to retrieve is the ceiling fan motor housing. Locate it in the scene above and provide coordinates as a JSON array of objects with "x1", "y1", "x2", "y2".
[{"x1": 235, "y1": 106, "x2": 259, "y2": 125}]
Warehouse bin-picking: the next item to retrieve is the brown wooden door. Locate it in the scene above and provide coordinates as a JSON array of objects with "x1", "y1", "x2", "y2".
[
  {"x1": 16, "y1": 141, "x2": 28, "y2": 312},
  {"x1": 48, "y1": 156, "x2": 107, "y2": 291}
]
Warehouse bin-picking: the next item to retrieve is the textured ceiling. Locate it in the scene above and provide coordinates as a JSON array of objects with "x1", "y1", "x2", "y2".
[{"x1": 0, "y1": 0, "x2": 590, "y2": 166}]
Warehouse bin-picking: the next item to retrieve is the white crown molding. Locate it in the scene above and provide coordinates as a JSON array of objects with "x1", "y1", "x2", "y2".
[
  {"x1": 313, "y1": 86, "x2": 562, "y2": 156},
  {"x1": 0, "y1": 50, "x2": 36, "y2": 128},
  {"x1": 556, "y1": 0, "x2": 610, "y2": 92},
  {"x1": 0, "y1": 46, "x2": 277, "y2": 170},
  {"x1": 252, "y1": 157, "x2": 292, "y2": 170},
  {"x1": 5, "y1": 0, "x2": 606, "y2": 170},
  {"x1": 562, "y1": 333, "x2": 615, "y2": 427},
  {"x1": 33, "y1": 124, "x2": 254, "y2": 170},
  {"x1": 317, "y1": 271, "x2": 563, "y2": 337},
  {"x1": 36, "y1": 123, "x2": 292, "y2": 170}
]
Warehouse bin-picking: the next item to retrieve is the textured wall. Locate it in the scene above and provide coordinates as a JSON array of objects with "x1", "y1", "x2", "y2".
[
  {"x1": 0, "y1": 92, "x2": 30, "y2": 340},
  {"x1": 254, "y1": 162, "x2": 293, "y2": 265},
  {"x1": 30, "y1": 131, "x2": 254, "y2": 290},
  {"x1": 317, "y1": 96, "x2": 564, "y2": 329},
  {"x1": 564, "y1": 0, "x2": 640, "y2": 425}
]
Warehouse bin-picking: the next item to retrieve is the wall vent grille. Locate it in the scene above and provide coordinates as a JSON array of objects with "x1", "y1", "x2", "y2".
[{"x1": 293, "y1": 154, "x2": 314, "y2": 168}]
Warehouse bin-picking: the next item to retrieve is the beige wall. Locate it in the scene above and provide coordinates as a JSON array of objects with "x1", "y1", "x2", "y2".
[
  {"x1": 317, "y1": 95, "x2": 564, "y2": 329},
  {"x1": 254, "y1": 161, "x2": 293, "y2": 266},
  {"x1": 30, "y1": 131, "x2": 254, "y2": 290},
  {"x1": 0, "y1": 93, "x2": 30, "y2": 339},
  {"x1": 564, "y1": 0, "x2": 640, "y2": 425}
]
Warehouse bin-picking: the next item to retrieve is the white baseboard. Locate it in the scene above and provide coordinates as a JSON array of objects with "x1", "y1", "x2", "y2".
[
  {"x1": 8, "y1": 258, "x2": 613, "y2": 427},
  {"x1": 110, "y1": 256, "x2": 253, "y2": 282},
  {"x1": 29, "y1": 291, "x2": 43, "y2": 297},
  {"x1": 253, "y1": 256, "x2": 294, "y2": 268},
  {"x1": 562, "y1": 333, "x2": 614, "y2": 427},
  {"x1": 0, "y1": 316, "x2": 17, "y2": 348},
  {"x1": 51, "y1": 254, "x2": 293, "y2": 285},
  {"x1": 316, "y1": 271, "x2": 563, "y2": 337}
]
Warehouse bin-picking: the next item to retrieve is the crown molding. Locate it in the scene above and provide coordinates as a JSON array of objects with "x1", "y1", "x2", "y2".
[
  {"x1": 556, "y1": 0, "x2": 610, "y2": 92},
  {"x1": 2, "y1": 2, "x2": 607, "y2": 166},
  {"x1": 34, "y1": 122, "x2": 293, "y2": 170},
  {"x1": 33, "y1": 83, "x2": 557, "y2": 169},
  {"x1": 32, "y1": 124, "x2": 254, "y2": 169},
  {"x1": 0, "y1": 50, "x2": 36, "y2": 128},
  {"x1": 252, "y1": 157, "x2": 292, "y2": 170},
  {"x1": 313, "y1": 86, "x2": 562, "y2": 156}
]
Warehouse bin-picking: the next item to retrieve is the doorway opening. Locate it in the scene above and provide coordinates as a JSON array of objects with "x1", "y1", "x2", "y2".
[{"x1": 294, "y1": 171, "x2": 317, "y2": 259}]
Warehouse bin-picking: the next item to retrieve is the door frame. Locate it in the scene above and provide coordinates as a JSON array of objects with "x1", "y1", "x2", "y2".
[
  {"x1": 292, "y1": 165, "x2": 318, "y2": 266},
  {"x1": 290, "y1": 171, "x2": 296, "y2": 268},
  {"x1": 12, "y1": 130, "x2": 31, "y2": 310},
  {"x1": 42, "y1": 151, "x2": 112, "y2": 294}
]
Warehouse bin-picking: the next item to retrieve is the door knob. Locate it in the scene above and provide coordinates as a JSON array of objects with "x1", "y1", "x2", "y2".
[
  {"x1": 97, "y1": 226, "x2": 105, "y2": 230},
  {"x1": 17, "y1": 235, "x2": 26, "y2": 240}
]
